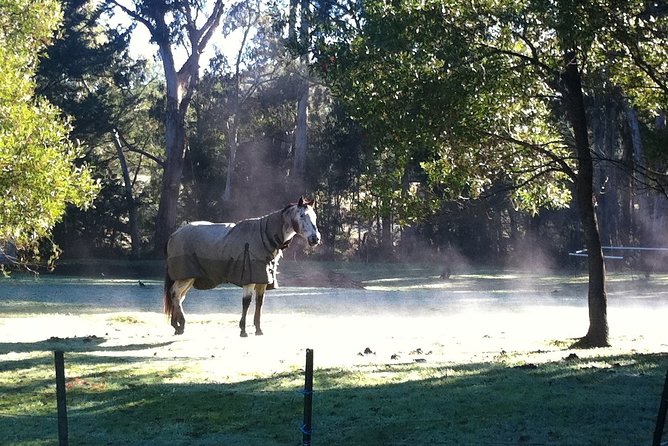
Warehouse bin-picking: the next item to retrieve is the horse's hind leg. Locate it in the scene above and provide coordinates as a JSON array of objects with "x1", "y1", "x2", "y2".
[
  {"x1": 239, "y1": 284, "x2": 255, "y2": 337},
  {"x1": 171, "y1": 279, "x2": 194, "y2": 335},
  {"x1": 253, "y1": 284, "x2": 267, "y2": 336}
]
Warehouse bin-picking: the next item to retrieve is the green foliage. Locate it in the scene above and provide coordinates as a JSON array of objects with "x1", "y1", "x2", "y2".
[
  {"x1": 34, "y1": 1, "x2": 165, "y2": 258},
  {"x1": 0, "y1": 0, "x2": 99, "y2": 267},
  {"x1": 596, "y1": 1, "x2": 668, "y2": 112},
  {"x1": 313, "y1": 0, "x2": 577, "y2": 221},
  {"x1": 312, "y1": 0, "x2": 667, "y2": 223}
]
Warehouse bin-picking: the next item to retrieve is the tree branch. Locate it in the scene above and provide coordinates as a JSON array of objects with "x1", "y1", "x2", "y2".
[
  {"x1": 116, "y1": 129, "x2": 165, "y2": 168},
  {"x1": 197, "y1": 0, "x2": 225, "y2": 54},
  {"x1": 480, "y1": 130, "x2": 577, "y2": 181},
  {"x1": 594, "y1": 153, "x2": 668, "y2": 199},
  {"x1": 109, "y1": 0, "x2": 156, "y2": 35},
  {"x1": 477, "y1": 40, "x2": 556, "y2": 78}
]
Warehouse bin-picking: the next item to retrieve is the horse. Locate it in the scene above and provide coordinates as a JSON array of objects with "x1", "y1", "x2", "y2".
[{"x1": 163, "y1": 197, "x2": 320, "y2": 337}]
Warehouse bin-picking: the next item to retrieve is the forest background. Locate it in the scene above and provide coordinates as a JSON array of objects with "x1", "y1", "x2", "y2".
[{"x1": 1, "y1": 2, "x2": 667, "y2": 294}]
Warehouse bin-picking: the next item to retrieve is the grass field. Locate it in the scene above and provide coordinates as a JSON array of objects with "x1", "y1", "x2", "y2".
[{"x1": 0, "y1": 263, "x2": 667, "y2": 445}]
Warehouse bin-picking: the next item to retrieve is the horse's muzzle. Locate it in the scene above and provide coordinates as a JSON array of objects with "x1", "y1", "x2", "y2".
[{"x1": 308, "y1": 234, "x2": 321, "y2": 247}]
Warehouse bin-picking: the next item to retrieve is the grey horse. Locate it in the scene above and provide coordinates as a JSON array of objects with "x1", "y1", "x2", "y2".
[{"x1": 164, "y1": 197, "x2": 320, "y2": 336}]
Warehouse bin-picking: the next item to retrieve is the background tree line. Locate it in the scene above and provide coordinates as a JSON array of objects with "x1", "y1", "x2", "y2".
[{"x1": 2, "y1": 0, "x2": 667, "y2": 342}]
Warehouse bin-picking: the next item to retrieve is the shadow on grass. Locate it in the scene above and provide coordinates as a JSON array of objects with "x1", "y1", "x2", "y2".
[
  {"x1": 0, "y1": 335, "x2": 175, "y2": 355},
  {"x1": 1, "y1": 351, "x2": 667, "y2": 446},
  {"x1": 0, "y1": 336, "x2": 176, "y2": 377}
]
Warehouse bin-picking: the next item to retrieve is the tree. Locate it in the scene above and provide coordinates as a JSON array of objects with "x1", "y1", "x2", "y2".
[
  {"x1": 111, "y1": 0, "x2": 225, "y2": 253},
  {"x1": 185, "y1": 6, "x2": 295, "y2": 214},
  {"x1": 288, "y1": 0, "x2": 311, "y2": 184},
  {"x1": 0, "y1": 0, "x2": 98, "y2": 268},
  {"x1": 36, "y1": 0, "x2": 158, "y2": 259},
  {"x1": 312, "y1": 0, "x2": 668, "y2": 346},
  {"x1": 221, "y1": 0, "x2": 268, "y2": 203}
]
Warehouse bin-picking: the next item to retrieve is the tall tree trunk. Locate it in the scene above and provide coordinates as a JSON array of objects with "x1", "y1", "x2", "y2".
[
  {"x1": 619, "y1": 119, "x2": 633, "y2": 247},
  {"x1": 380, "y1": 196, "x2": 393, "y2": 258},
  {"x1": 621, "y1": 102, "x2": 640, "y2": 245},
  {"x1": 153, "y1": 84, "x2": 188, "y2": 253},
  {"x1": 624, "y1": 102, "x2": 652, "y2": 247},
  {"x1": 293, "y1": 86, "x2": 309, "y2": 178},
  {"x1": 112, "y1": 129, "x2": 141, "y2": 259},
  {"x1": 151, "y1": 22, "x2": 188, "y2": 253},
  {"x1": 223, "y1": 115, "x2": 238, "y2": 202},
  {"x1": 291, "y1": 0, "x2": 310, "y2": 187},
  {"x1": 223, "y1": 9, "x2": 256, "y2": 204},
  {"x1": 562, "y1": 50, "x2": 609, "y2": 347}
]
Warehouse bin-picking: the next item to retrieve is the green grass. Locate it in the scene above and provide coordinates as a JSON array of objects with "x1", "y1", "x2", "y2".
[
  {"x1": 315, "y1": 356, "x2": 667, "y2": 445},
  {"x1": 1, "y1": 350, "x2": 666, "y2": 445}
]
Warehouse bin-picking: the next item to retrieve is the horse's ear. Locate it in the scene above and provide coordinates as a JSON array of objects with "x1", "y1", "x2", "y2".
[{"x1": 298, "y1": 196, "x2": 315, "y2": 207}]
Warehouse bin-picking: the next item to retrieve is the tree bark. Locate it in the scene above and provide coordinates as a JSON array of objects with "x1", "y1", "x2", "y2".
[
  {"x1": 293, "y1": 86, "x2": 309, "y2": 177},
  {"x1": 561, "y1": 50, "x2": 609, "y2": 347},
  {"x1": 223, "y1": 115, "x2": 238, "y2": 203},
  {"x1": 152, "y1": 31, "x2": 188, "y2": 252},
  {"x1": 154, "y1": 102, "x2": 187, "y2": 253},
  {"x1": 112, "y1": 129, "x2": 141, "y2": 259},
  {"x1": 291, "y1": 0, "x2": 310, "y2": 186}
]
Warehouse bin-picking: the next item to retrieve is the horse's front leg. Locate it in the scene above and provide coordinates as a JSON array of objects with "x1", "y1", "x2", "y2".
[
  {"x1": 253, "y1": 284, "x2": 267, "y2": 336},
  {"x1": 239, "y1": 284, "x2": 255, "y2": 337}
]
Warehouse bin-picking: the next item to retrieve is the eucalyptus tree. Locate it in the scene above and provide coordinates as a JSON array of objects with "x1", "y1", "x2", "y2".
[
  {"x1": 111, "y1": 0, "x2": 225, "y2": 253},
  {"x1": 0, "y1": 0, "x2": 98, "y2": 269},
  {"x1": 220, "y1": 0, "x2": 289, "y2": 203},
  {"x1": 184, "y1": 3, "x2": 297, "y2": 213},
  {"x1": 287, "y1": 0, "x2": 312, "y2": 183},
  {"x1": 312, "y1": 0, "x2": 668, "y2": 346}
]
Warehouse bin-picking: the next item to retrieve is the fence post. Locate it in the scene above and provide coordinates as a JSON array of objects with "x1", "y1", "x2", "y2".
[
  {"x1": 54, "y1": 351, "x2": 68, "y2": 446},
  {"x1": 302, "y1": 348, "x2": 314, "y2": 446},
  {"x1": 653, "y1": 367, "x2": 668, "y2": 446}
]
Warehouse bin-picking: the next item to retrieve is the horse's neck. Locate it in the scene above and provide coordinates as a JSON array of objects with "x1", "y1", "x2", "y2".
[
  {"x1": 264, "y1": 207, "x2": 295, "y2": 249},
  {"x1": 279, "y1": 206, "x2": 298, "y2": 243}
]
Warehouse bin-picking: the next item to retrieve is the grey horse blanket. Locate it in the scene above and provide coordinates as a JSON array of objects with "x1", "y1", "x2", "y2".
[{"x1": 166, "y1": 211, "x2": 288, "y2": 290}]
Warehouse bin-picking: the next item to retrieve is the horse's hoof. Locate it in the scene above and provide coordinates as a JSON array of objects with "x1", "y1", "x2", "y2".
[
  {"x1": 174, "y1": 329, "x2": 184, "y2": 335},
  {"x1": 255, "y1": 329, "x2": 263, "y2": 336},
  {"x1": 240, "y1": 331, "x2": 248, "y2": 338}
]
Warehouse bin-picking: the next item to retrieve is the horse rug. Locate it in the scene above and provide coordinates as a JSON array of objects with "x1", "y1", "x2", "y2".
[{"x1": 166, "y1": 218, "x2": 283, "y2": 290}]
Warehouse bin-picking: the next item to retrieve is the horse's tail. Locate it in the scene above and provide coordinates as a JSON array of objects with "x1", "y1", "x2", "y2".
[{"x1": 163, "y1": 269, "x2": 175, "y2": 320}]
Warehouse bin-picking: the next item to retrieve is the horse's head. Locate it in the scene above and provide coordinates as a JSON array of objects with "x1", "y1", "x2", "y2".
[{"x1": 292, "y1": 197, "x2": 321, "y2": 247}]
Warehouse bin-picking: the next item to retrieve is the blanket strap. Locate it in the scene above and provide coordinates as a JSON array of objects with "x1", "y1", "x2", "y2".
[
  {"x1": 261, "y1": 216, "x2": 290, "y2": 255},
  {"x1": 242, "y1": 242, "x2": 251, "y2": 281}
]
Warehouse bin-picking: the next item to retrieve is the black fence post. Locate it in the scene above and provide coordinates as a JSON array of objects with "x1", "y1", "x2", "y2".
[
  {"x1": 653, "y1": 367, "x2": 668, "y2": 446},
  {"x1": 302, "y1": 348, "x2": 314, "y2": 446},
  {"x1": 54, "y1": 351, "x2": 68, "y2": 446}
]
